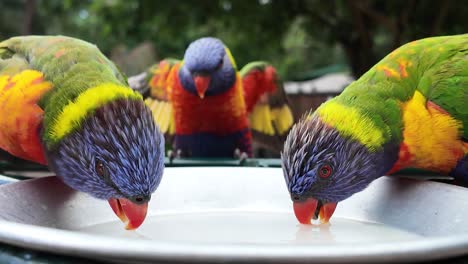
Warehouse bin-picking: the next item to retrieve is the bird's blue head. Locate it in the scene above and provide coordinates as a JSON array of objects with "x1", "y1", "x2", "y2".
[
  {"x1": 281, "y1": 114, "x2": 397, "y2": 225},
  {"x1": 180, "y1": 37, "x2": 236, "y2": 98},
  {"x1": 46, "y1": 99, "x2": 165, "y2": 229}
]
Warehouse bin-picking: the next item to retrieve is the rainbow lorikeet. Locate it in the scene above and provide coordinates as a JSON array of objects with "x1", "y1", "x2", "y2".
[
  {"x1": 0, "y1": 36, "x2": 165, "y2": 229},
  {"x1": 129, "y1": 37, "x2": 293, "y2": 158},
  {"x1": 282, "y1": 34, "x2": 468, "y2": 225}
]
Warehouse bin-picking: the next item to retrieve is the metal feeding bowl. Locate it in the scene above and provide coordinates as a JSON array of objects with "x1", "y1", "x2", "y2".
[{"x1": 0, "y1": 167, "x2": 467, "y2": 263}]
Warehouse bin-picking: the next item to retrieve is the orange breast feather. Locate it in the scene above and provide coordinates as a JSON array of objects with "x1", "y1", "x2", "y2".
[
  {"x1": 0, "y1": 70, "x2": 53, "y2": 164},
  {"x1": 169, "y1": 69, "x2": 248, "y2": 135}
]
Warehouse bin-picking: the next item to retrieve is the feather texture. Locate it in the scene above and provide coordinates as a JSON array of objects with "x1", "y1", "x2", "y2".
[
  {"x1": 241, "y1": 62, "x2": 294, "y2": 136},
  {"x1": 0, "y1": 70, "x2": 52, "y2": 164},
  {"x1": 51, "y1": 83, "x2": 141, "y2": 145},
  {"x1": 0, "y1": 36, "x2": 165, "y2": 230},
  {"x1": 282, "y1": 34, "x2": 468, "y2": 224},
  {"x1": 129, "y1": 38, "x2": 294, "y2": 157}
]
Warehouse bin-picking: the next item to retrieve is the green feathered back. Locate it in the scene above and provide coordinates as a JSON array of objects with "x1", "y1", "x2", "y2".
[
  {"x1": 417, "y1": 36, "x2": 468, "y2": 138},
  {"x1": 322, "y1": 34, "x2": 468, "y2": 145},
  {"x1": 239, "y1": 61, "x2": 268, "y2": 77},
  {"x1": 0, "y1": 36, "x2": 131, "y2": 146}
]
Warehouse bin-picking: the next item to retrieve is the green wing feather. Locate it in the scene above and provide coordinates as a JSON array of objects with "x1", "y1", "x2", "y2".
[
  {"x1": 417, "y1": 35, "x2": 468, "y2": 138},
  {"x1": 240, "y1": 61, "x2": 294, "y2": 152},
  {"x1": 128, "y1": 59, "x2": 180, "y2": 136},
  {"x1": 1, "y1": 36, "x2": 133, "y2": 146},
  {"x1": 325, "y1": 34, "x2": 468, "y2": 146}
]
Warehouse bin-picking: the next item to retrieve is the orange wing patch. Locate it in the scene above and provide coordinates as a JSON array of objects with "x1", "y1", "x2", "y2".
[
  {"x1": 377, "y1": 53, "x2": 413, "y2": 79},
  {"x1": 149, "y1": 61, "x2": 173, "y2": 100},
  {"x1": 0, "y1": 70, "x2": 53, "y2": 164}
]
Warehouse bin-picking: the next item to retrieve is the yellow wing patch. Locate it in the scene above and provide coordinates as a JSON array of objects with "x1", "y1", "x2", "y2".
[
  {"x1": 272, "y1": 105, "x2": 294, "y2": 134},
  {"x1": 249, "y1": 104, "x2": 293, "y2": 136},
  {"x1": 401, "y1": 91, "x2": 464, "y2": 173},
  {"x1": 316, "y1": 100, "x2": 387, "y2": 150},
  {"x1": 51, "y1": 83, "x2": 142, "y2": 141},
  {"x1": 145, "y1": 97, "x2": 175, "y2": 135},
  {"x1": 249, "y1": 105, "x2": 274, "y2": 135}
]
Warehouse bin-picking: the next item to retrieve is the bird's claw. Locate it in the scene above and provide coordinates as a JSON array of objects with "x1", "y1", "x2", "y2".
[
  {"x1": 167, "y1": 150, "x2": 175, "y2": 164},
  {"x1": 167, "y1": 149, "x2": 182, "y2": 164},
  {"x1": 234, "y1": 148, "x2": 241, "y2": 159},
  {"x1": 233, "y1": 148, "x2": 248, "y2": 165}
]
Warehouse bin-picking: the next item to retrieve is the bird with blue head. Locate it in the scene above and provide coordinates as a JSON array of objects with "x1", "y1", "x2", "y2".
[
  {"x1": 281, "y1": 34, "x2": 468, "y2": 225},
  {"x1": 0, "y1": 36, "x2": 165, "y2": 230},
  {"x1": 129, "y1": 37, "x2": 294, "y2": 158},
  {"x1": 282, "y1": 115, "x2": 393, "y2": 224},
  {"x1": 180, "y1": 37, "x2": 237, "y2": 99}
]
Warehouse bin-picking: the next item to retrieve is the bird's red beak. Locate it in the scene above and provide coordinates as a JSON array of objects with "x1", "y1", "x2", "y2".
[
  {"x1": 193, "y1": 76, "x2": 210, "y2": 99},
  {"x1": 293, "y1": 197, "x2": 337, "y2": 225},
  {"x1": 108, "y1": 198, "x2": 148, "y2": 230}
]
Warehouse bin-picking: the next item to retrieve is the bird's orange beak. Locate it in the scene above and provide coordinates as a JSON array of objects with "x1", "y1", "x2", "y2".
[
  {"x1": 293, "y1": 198, "x2": 337, "y2": 225},
  {"x1": 193, "y1": 75, "x2": 210, "y2": 99},
  {"x1": 108, "y1": 198, "x2": 148, "y2": 230}
]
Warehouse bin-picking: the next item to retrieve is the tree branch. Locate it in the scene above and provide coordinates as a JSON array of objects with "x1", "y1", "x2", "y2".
[
  {"x1": 353, "y1": 0, "x2": 397, "y2": 34},
  {"x1": 395, "y1": 0, "x2": 416, "y2": 48},
  {"x1": 23, "y1": 0, "x2": 36, "y2": 35},
  {"x1": 431, "y1": 0, "x2": 450, "y2": 35}
]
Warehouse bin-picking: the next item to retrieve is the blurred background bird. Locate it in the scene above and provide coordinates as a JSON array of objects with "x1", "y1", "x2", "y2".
[
  {"x1": 0, "y1": 36, "x2": 165, "y2": 230},
  {"x1": 282, "y1": 34, "x2": 468, "y2": 225},
  {"x1": 129, "y1": 37, "x2": 294, "y2": 159}
]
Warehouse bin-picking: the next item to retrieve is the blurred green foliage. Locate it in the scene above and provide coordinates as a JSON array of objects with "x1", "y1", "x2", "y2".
[{"x1": 1, "y1": 0, "x2": 467, "y2": 79}]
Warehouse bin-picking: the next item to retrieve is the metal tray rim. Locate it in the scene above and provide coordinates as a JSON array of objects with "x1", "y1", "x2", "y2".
[
  {"x1": 1, "y1": 219, "x2": 468, "y2": 263},
  {"x1": 1, "y1": 167, "x2": 467, "y2": 263}
]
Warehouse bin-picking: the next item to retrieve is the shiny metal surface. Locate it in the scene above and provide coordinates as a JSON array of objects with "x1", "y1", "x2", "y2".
[{"x1": 0, "y1": 167, "x2": 467, "y2": 263}]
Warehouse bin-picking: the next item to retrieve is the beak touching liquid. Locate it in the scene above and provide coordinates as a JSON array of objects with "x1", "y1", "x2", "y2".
[
  {"x1": 193, "y1": 76, "x2": 210, "y2": 99},
  {"x1": 293, "y1": 197, "x2": 337, "y2": 225},
  {"x1": 108, "y1": 198, "x2": 148, "y2": 230}
]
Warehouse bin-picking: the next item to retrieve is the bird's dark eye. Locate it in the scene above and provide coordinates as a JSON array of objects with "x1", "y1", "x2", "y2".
[
  {"x1": 95, "y1": 159, "x2": 104, "y2": 177},
  {"x1": 95, "y1": 158, "x2": 124, "y2": 195},
  {"x1": 319, "y1": 164, "x2": 332, "y2": 178},
  {"x1": 95, "y1": 158, "x2": 109, "y2": 180},
  {"x1": 215, "y1": 60, "x2": 223, "y2": 70}
]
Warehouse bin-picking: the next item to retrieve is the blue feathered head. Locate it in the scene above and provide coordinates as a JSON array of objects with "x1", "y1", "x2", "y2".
[
  {"x1": 46, "y1": 99, "x2": 165, "y2": 229},
  {"x1": 179, "y1": 37, "x2": 237, "y2": 98},
  {"x1": 281, "y1": 114, "x2": 398, "y2": 225}
]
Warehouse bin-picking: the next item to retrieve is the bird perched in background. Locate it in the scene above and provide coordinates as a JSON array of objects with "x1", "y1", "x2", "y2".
[
  {"x1": 129, "y1": 37, "x2": 293, "y2": 158},
  {"x1": 0, "y1": 36, "x2": 165, "y2": 230},
  {"x1": 282, "y1": 34, "x2": 468, "y2": 225}
]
